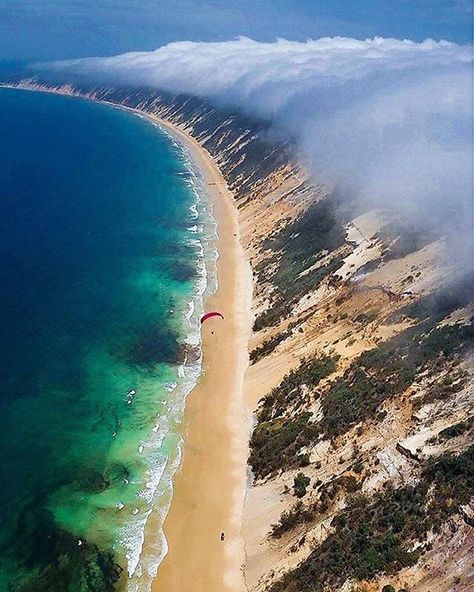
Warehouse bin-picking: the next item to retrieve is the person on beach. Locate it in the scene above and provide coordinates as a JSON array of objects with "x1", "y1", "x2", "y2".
[{"x1": 220, "y1": 532, "x2": 225, "y2": 541}]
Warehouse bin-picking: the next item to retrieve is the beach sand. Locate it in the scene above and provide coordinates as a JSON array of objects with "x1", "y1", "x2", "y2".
[
  {"x1": 0, "y1": 84, "x2": 254, "y2": 591},
  {"x1": 145, "y1": 118, "x2": 253, "y2": 592}
]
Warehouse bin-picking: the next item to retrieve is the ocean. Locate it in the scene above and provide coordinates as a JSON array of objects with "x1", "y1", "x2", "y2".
[{"x1": 0, "y1": 87, "x2": 216, "y2": 591}]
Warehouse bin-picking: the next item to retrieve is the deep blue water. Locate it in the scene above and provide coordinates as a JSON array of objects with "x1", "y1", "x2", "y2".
[{"x1": 0, "y1": 88, "x2": 207, "y2": 591}]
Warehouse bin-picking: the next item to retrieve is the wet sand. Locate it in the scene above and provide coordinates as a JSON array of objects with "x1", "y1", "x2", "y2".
[
  {"x1": 147, "y1": 118, "x2": 253, "y2": 592},
  {"x1": 0, "y1": 83, "x2": 254, "y2": 591}
]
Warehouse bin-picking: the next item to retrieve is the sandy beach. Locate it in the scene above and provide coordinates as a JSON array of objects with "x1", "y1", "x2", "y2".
[
  {"x1": 1, "y1": 16, "x2": 471, "y2": 590},
  {"x1": 0, "y1": 83, "x2": 255, "y2": 591},
  {"x1": 143, "y1": 117, "x2": 253, "y2": 592}
]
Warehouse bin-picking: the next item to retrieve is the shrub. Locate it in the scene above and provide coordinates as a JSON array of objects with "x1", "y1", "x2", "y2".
[
  {"x1": 260, "y1": 196, "x2": 347, "y2": 302},
  {"x1": 268, "y1": 446, "x2": 473, "y2": 592},
  {"x1": 294, "y1": 473, "x2": 311, "y2": 498},
  {"x1": 271, "y1": 501, "x2": 318, "y2": 538},
  {"x1": 318, "y1": 321, "x2": 473, "y2": 439},
  {"x1": 250, "y1": 327, "x2": 292, "y2": 363},
  {"x1": 258, "y1": 353, "x2": 339, "y2": 421},
  {"x1": 436, "y1": 417, "x2": 473, "y2": 442},
  {"x1": 355, "y1": 310, "x2": 378, "y2": 325},
  {"x1": 253, "y1": 299, "x2": 291, "y2": 332},
  {"x1": 249, "y1": 413, "x2": 313, "y2": 478}
]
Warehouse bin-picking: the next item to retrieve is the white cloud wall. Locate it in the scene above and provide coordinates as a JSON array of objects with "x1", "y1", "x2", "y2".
[{"x1": 41, "y1": 37, "x2": 473, "y2": 262}]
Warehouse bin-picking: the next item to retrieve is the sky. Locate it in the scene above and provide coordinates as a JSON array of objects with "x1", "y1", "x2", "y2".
[{"x1": 0, "y1": 0, "x2": 472, "y2": 61}]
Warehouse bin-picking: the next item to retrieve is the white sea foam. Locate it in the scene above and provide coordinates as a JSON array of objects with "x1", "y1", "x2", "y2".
[{"x1": 122, "y1": 124, "x2": 219, "y2": 592}]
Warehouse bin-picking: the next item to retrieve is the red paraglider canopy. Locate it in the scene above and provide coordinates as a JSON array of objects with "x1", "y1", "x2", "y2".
[{"x1": 200, "y1": 311, "x2": 224, "y2": 324}]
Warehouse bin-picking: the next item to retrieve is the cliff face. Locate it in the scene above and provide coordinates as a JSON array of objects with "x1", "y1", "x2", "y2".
[
  {"x1": 132, "y1": 85, "x2": 472, "y2": 592},
  {"x1": 5, "y1": 79, "x2": 473, "y2": 592}
]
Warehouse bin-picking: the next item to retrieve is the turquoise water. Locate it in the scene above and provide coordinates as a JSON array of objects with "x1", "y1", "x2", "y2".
[{"x1": 0, "y1": 88, "x2": 214, "y2": 591}]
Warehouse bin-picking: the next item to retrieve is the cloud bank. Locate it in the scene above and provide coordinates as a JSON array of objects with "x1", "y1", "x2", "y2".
[{"x1": 41, "y1": 37, "x2": 472, "y2": 263}]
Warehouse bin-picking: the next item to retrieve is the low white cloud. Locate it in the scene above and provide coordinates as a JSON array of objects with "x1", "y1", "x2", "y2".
[{"x1": 40, "y1": 37, "x2": 473, "y2": 264}]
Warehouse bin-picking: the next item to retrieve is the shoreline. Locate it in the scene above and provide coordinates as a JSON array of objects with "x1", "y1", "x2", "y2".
[
  {"x1": 0, "y1": 85, "x2": 253, "y2": 591},
  {"x1": 147, "y1": 115, "x2": 253, "y2": 592},
  {"x1": 2, "y1": 80, "x2": 471, "y2": 592}
]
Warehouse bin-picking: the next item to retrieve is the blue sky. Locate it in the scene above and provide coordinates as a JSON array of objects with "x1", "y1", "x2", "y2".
[{"x1": 0, "y1": 0, "x2": 472, "y2": 61}]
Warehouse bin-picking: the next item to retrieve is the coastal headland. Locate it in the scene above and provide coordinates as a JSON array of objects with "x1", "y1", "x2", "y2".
[{"x1": 2, "y1": 80, "x2": 472, "y2": 592}]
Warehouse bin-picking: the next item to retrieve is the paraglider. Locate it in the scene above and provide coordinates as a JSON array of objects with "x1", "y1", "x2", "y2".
[{"x1": 200, "y1": 311, "x2": 224, "y2": 324}]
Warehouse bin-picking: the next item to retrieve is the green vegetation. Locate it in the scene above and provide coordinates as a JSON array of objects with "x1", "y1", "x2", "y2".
[
  {"x1": 250, "y1": 320, "x2": 472, "y2": 480},
  {"x1": 280, "y1": 256, "x2": 346, "y2": 303},
  {"x1": 249, "y1": 413, "x2": 319, "y2": 479},
  {"x1": 262, "y1": 197, "x2": 346, "y2": 295},
  {"x1": 388, "y1": 273, "x2": 473, "y2": 325},
  {"x1": 253, "y1": 256, "x2": 345, "y2": 331},
  {"x1": 269, "y1": 447, "x2": 474, "y2": 592},
  {"x1": 250, "y1": 321, "x2": 298, "y2": 362},
  {"x1": 253, "y1": 196, "x2": 347, "y2": 330},
  {"x1": 253, "y1": 299, "x2": 291, "y2": 332},
  {"x1": 258, "y1": 354, "x2": 339, "y2": 422},
  {"x1": 421, "y1": 370, "x2": 469, "y2": 406},
  {"x1": 319, "y1": 322, "x2": 473, "y2": 438},
  {"x1": 376, "y1": 222, "x2": 438, "y2": 263},
  {"x1": 433, "y1": 417, "x2": 473, "y2": 443},
  {"x1": 271, "y1": 500, "x2": 318, "y2": 539},
  {"x1": 294, "y1": 473, "x2": 311, "y2": 498},
  {"x1": 354, "y1": 310, "x2": 378, "y2": 325},
  {"x1": 249, "y1": 354, "x2": 338, "y2": 477},
  {"x1": 271, "y1": 474, "x2": 363, "y2": 539},
  {"x1": 355, "y1": 257, "x2": 382, "y2": 276}
]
